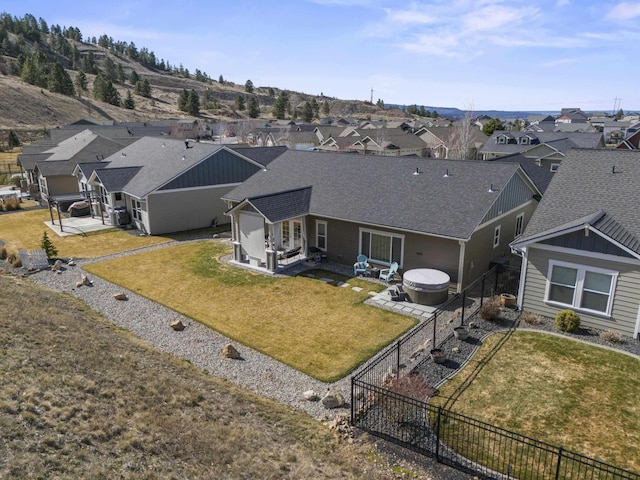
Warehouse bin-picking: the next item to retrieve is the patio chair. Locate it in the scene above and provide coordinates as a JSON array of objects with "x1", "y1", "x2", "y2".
[
  {"x1": 379, "y1": 262, "x2": 399, "y2": 283},
  {"x1": 353, "y1": 254, "x2": 369, "y2": 276}
]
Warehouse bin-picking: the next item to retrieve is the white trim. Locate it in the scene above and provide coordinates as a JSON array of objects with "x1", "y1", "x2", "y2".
[
  {"x1": 514, "y1": 212, "x2": 524, "y2": 237},
  {"x1": 315, "y1": 219, "x2": 327, "y2": 251},
  {"x1": 517, "y1": 248, "x2": 528, "y2": 310},
  {"x1": 512, "y1": 226, "x2": 640, "y2": 260},
  {"x1": 544, "y1": 259, "x2": 618, "y2": 317},
  {"x1": 358, "y1": 227, "x2": 405, "y2": 267},
  {"x1": 634, "y1": 303, "x2": 640, "y2": 339},
  {"x1": 493, "y1": 225, "x2": 501, "y2": 248},
  {"x1": 527, "y1": 243, "x2": 640, "y2": 266},
  {"x1": 153, "y1": 182, "x2": 240, "y2": 195},
  {"x1": 550, "y1": 163, "x2": 560, "y2": 172},
  {"x1": 457, "y1": 240, "x2": 466, "y2": 293},
  {"x1": 475, "y1": 199, "x2": 536, "y2": 231}
]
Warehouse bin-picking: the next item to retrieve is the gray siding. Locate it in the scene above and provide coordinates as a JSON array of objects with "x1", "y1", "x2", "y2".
[
  {"x1": 481, "y1": 173, "x2": 534, "y2": 224},
  {"x1": 147, "y1": 185, "x2": 233, "y2": 235},
  {"x1": 522, "y1": 246, "x2": 640, "y2": 337},
  {"x1": 160, "y1": 150, "x2": 261, "y2": 190},
  {"x1": 542, "y1": 230, "x2": 634, "y2": 257}
]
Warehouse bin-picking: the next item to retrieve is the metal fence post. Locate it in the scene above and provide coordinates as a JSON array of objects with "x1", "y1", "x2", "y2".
[
  {"x1": 460, "y1": 291, "x2": 466, "y2": 326},
  {"x1": 435, "y1": 406, "x2": 442, "y2": 462},
  {"x1": 555, "y1": 446, "x2": 563, "y2": 480},
  {"x1": 396, "y1": 340, "x2": 401, "y2": 375},
  {"x1": 480, "y1": 274, "x2": 486, "y2": 307},
  {"x1": 350, "y1": 376, "x2": 355, "y2": 425},
  {"x1": 494, "y1": 267, "x2": 499, "y2": 295},
  {"x1": 432, "y1": 312, "x2": 437, "y2": 347}
]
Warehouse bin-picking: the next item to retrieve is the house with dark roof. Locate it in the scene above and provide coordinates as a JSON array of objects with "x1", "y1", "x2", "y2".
[
  {"x1": 223, "y1": 151, "x2": 542, "y2": 290},
  {"x1": 84, "y1": 138, "x2": 284, "y2": 234},
  {"x1": 510, "y1": 149, "x2": 640, "y2": 338},
  {"x1": 480, "y1": 131, "x2": 605, "y2": 172}
]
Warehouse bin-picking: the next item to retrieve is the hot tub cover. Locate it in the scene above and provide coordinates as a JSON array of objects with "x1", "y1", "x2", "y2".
[{"x1": 403, "y1": 268, "x2": 450, "y2": 292}]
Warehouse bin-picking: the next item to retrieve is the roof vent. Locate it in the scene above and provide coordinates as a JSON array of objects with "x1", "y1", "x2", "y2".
[
  {"x1": 121, "y1": 152, "x2": 126, "y2": 157},
  {"x1": 612, "y1": 165, "x2": 617, "y2": 174},
  {"x1": 488, "y1": 184, "x2": 497, "y2": 193},
  {"x1": 181, "y1": 155, "x2": 186, "y2": 161},
  {"x1": 413, "y1": 167, "x2": 421, "y2": 176},
  {"x1": 162, "y1": 142, "x2": 165, "y2": 148},
  {"x1": 443, "y1": 169, "x2": 450, "y2": 178}
]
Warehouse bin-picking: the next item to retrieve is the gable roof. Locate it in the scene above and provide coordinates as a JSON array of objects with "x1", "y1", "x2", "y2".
[
  {"x1": 241, "y1": 187, "x2": 313, "y2": 223},
  {"x1": 486, "y1": 153, "x2": 555, "y2": 194},
  {"x1": 512, "y1": 149, "x2": 640, "y2": 255},
  {"x1": 224, "y1": 151, "x2": 536, "y2": 240}
]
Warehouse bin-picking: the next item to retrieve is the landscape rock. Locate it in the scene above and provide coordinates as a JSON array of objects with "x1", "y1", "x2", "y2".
[
  {"x1": 221, "y1": 343, "x2": 241, "y2": 359},
  {"x1": 68, "y1": 258, "x2": 76, "y2": 266},
  {"x1": 75, "y1": 281, "x2": 83, "y2": 288},
  {"x1": 52, "y1": 259, "x2": 63, "y2": 271},
  {"x1": 81, "y1": 274, "x2": 92, "y2": 286},
  {"x1": 170, "y1": 319, "x2": 185, "y2": 331},
  {"x1": 321, "y1": 389, "x2": 345, "y2": 409},
  {"x1": 303, "y1": 389, "x2": 320, "y2": 401},
  {"x1": 113, "y1": 292, "x2": 128, "y2": 301}
]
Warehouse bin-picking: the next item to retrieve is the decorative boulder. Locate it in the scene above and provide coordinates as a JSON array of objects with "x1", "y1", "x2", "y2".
[
  {"x1": 75, "y1": 281, "x2": 83, "y2": 288},
  {"x1": 321, "y1": 389, "x2": 345, "y2": 409},
  {"x1": 68, "y1": 258, "x2": 76, "y2": 267},
  {"x1": 81, "y1": 274, "x2": 92, "y2": 286},
  {"x1": 113, "y1": 292, "x2": 128, "y2": 301},
  {"x1": 170, "y1": 319, "x2": 185, "y2": 331},
  {"x1": 52, "y1": 259, "x2": 63, "y2": 271},
  {"x1": 303, "y1": 390, "x2": 320, "y2": 401},
  {"x1": 221, "y1": 343, "x2": 241, "y2": 359}
]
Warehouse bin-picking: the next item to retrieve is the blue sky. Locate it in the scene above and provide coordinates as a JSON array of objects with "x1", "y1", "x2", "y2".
[{"x1": 3, "y1": 0, "x2": 640, "y2": 112}]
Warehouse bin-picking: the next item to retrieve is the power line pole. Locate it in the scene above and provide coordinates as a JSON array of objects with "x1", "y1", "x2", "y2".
[
  {"x1": 370, "y1": 87, "x2": 373, "y2": 104},
  {"x1": 613, "y1": 97, "x2": 621, "y2": 115}
]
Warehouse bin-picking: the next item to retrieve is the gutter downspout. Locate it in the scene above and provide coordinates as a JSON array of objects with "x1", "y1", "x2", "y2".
[{"x1": 457, "y1": 240, "x2": 466, "y2": 293}]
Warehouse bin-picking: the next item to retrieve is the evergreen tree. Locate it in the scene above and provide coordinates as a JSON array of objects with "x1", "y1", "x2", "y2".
[
  {"x1": 123, "y1": 90, "x2": 135, "y2": 109},
  {"x1": 8, "y1": 130, "x2": 20, "y2": 148},
  {"x1": 482, "y1": 118, "x2": 505, "y2": 136},
  {"x1": 129, "y1": 70, "x2": 139, "y2": 85},
  {"x1": 40, "y1": 231, "x2": 58, "y2": 259},
  {"x1": 248, "y1": 96, "x2": 260, "y2": 118},
  {"x1": 322, "y1": 100, "x2": 330, "y2": 115},
  {"x1": 218, "y1": 74, "x2": 224, "y2": 84},
  {"x1": 302, "y1": 101, "x2": 313, "y2": 122},
  {"x1": 93, "y1": 73, "x2": 120, "y2": 106},
  {"x1": 103, "y1": 56, "x2": 117, "y2": 82},
  {"x1": 236, "y1": 95, "x2": 245, "y2": 111},
  {"x1": 268, "y1": 87, "x2": 274, "y2": 97},
  {"x1": 48, "y1": 61, "x2": 75, "y2": 95},
  {"x1": 75, "y1": 71, "x2": 87, "y2": 92},
  {"x1": 178, "y1": 88, "x2": 189, "y2": 111},
  {"x1": 186, "y1": 89, "x2": 200, "y2": 115},
  {"x1": 244, "y1": 79, "x2": 254, "y2": 93},
  {"x1": 116, "y1": 64, "x2": 125, "y2": 83},
  {"x1": 81, "y1": 51, "x2": 98, "y2": 74},
  {"x1": 134, "y1": 78, "x2": 151, "y2": 98},
  {"x1": 272, "y1": 91, "x2": 288, "y2": 119}
]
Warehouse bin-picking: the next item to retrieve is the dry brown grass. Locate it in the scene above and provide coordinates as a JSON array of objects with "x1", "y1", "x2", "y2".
[
  {"x1": 431, "y1": 331, "x2": 640, "y2": 472},
  {"x1": 84, "y1": 240, "x2": 416, "y2": 382},
  {"x1": 0, "y1": 209, "x2": 169, "y2": 258},
  {"x1": 0, "y1": 272, "x2": 426, "y2": 479}
]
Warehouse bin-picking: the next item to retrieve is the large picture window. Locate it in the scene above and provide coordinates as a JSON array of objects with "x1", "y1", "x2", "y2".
[
  {"x1": 359, "y1": 229, "x2": 403, "y2": 266},
  {"x1": 546, "y1": 261, "x2": 617, "y2": 316}
]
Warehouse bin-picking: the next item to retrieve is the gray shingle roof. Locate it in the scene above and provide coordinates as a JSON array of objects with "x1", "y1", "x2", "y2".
[
  {"x1": 229, "y1": 146, "x2": 287, "y2": 166},
  {"x1": 223, "y1": 151, "x2": 528, "y2": 240},
  {"x1": 488, "y1": 153, "x2": 555, "y2": 193},
  {"x1": 94, "y1": 167, "x2": 142, "y2": 192},
  {"x1": 514, "y1": 149, "x2": 640, "y2": 254},
  {"x1": 248, "y1": 188, "x2": 312, "y2": 223}
]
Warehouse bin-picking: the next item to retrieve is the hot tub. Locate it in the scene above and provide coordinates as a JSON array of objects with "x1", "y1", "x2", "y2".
[{"x1": 403, "y1": 269, "x2": 450, "y2": 305}]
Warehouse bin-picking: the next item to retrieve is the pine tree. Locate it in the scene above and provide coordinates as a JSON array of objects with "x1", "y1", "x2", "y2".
[
  {"x1": 236, "y1": 95, "x2": 245, "y2": 111},
  {"x1": 48, "y1": 61, "x2": 75, "y2": 95},
  {"x1": 302, "y1": 101, "x2": 313, "y2": 122},
  {"x1": 123, "y1": 90, "x2": 135, "y2": 109},
  {"x1": 272, "y1": 91, "x2": 288, "y2": 119},
  {"x1": 40, "y1": 231, "x2": 58, "y2": 259},
  {"x1": 178, "y1": 88, "x2": 189, "y2": 111},
  {"x1": 186, "y1": 89, "x2": 200, "y2": 115},
  {"x1": 322, "y1": 100, "x2": 330, "y2": 115},
  {"x1": 248, "y1": 96, "x2": 260, "y2": 118},
  {"x1": 129, "y1": 70, "x2": 139, "y2": 85},
  {"x1": 75, "y1": 71, "x2": 87, "y2": 93},
  {"x1": 8, "y1": 130, "x2": 20, "y2": 148},
  {"x1": 244, "y1": 79, "x2": 254, "y2": 93}
]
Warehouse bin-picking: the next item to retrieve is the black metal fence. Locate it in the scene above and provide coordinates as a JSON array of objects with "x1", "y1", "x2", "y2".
[{"x1": 351, "y1": 266, "x2": 640, "y2": 480}]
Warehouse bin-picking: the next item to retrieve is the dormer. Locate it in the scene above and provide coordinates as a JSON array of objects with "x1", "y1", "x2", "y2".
[{"x1": 496, "y1": 132, "x2": 515, "y2": 144}]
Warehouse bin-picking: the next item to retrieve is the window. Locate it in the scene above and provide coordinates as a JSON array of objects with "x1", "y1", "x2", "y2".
[
  {"x1": 546, "y1": 261, "x2": 617, "y2": 315},
  {"x1": 132, "y1": 199, "x2": 143, "y2": 221},
  {"x1": 514, "y1": 213, "x2": 524, "y2": 237},
  {"x1": 316, "y1": 220, "x2": 327, "y2": 250},
  {"x1": 550, "y1": 163, "x2": 560, "y2": 173},
  {"x1": 115, "y1": 192, "x2": 122, "y2": 201},
  {"x1": 493, "y1": 225, "x2": 501, "y2": 248},
  {"x1": 360, "y1": 229, "x2": 403, "y2": 266}
]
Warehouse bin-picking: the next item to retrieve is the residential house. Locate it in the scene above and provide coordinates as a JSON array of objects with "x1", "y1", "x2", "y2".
[
  {"x1": 222, "y1": 151, "x2": 541, "y2": 291},
  {"x1": 479, "y1": 131, "x2": 605, "y2": 172},
  {"x1": 415, "y1": 125, "x2": 486, "y2": 159},
  {"x1": 511, "y1": 149, "x2": 640, "y2": 338},
  {"x1": 86, "y1": 138, "x2": 284, "y2": 235}
]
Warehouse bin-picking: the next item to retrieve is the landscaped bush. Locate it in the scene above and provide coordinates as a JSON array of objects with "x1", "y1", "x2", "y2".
[
  {"x1": 7, "y1": 252, "x2": 21, "y2": 268},
  {"x1": 0, "y1": 246, "x2": 6, "y2": 260},
  {"x1": 555, "y1": 309, "x2": 580, "y2": 333},
  {"x1": 601, "y1": 330, "x2": 624, "y2": 344},
  {"x1": 521, "y1": 311, "x2": 543, "y2": 325},
  {"x1": 480, "y1": 296, "x2": 501, "y2": 321}
]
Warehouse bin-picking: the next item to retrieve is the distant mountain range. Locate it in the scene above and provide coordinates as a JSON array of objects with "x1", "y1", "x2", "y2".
[{"x1": 386, "y1": 105, "x2": 560, "y2": 119}]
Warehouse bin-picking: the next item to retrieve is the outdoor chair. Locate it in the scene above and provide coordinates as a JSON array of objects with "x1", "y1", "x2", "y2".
[
  {"x1": 353, "y1": 254, "x2": 369, "y2": 276},
  {"x1": 379, "y1": 262, "x2": 399, "y2": 283}
]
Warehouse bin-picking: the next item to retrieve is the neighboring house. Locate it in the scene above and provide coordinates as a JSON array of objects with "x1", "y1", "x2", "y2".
[
  {"x1": 616, "y1": 129, "x2": 640, "y2": 150},
  {"x1": 85, "y1": 138, "x2": 283, "y2": 235},
  {"x1": 350, "y1": 132, "x2": 428, "y2": 156},
  {"x1": 222, "y1": 151, "x2": 541, "y2": 291},
  {"x1": 479, "y1": 131, "x2": 605, "y2": 172},
  {"x1": 415, "y1": 125, "x2": 486, "y2": 159},
  {"x1": 511, "y1": 149, "x2": 640, "y2": 339}
]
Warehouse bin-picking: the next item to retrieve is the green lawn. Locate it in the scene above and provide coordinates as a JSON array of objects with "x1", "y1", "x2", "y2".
[
  {"x1": 0, "y1": 209, "x2": 170, "y2": 258},
  {"x1": 84, "y1": 240, "x2": 416, "y2": 382},
  {"x1": 431, "y1": 331, "x2": 640, "y2": 472}
]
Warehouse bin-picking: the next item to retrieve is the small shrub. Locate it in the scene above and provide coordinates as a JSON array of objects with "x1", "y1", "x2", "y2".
[
  {"x1": 0, "y1": 246, "x2": 6, "y2": 260},
  {"x1": 555, "y1": 309, "x2": 580, "y2": 333},
  {"x1": 521, "y1": 311, "x2": 543, "y2": 325},
  {"x1": 480, "y1": 297, "x2": 501, "y2": 321},
  {"x1": 601, "y1": 330, "x2": 624, "y2": 344},
  {"x1": 9, "y1": 254, "x2": 22, "y2": 268},
  {"x1": 40, "y1": 231, "x2": 58, "y2": 259}
]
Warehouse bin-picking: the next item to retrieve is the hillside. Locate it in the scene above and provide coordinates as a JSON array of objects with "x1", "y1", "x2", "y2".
[{"x1": 0, "y1": 21, "x2": 405, "y2": 137}]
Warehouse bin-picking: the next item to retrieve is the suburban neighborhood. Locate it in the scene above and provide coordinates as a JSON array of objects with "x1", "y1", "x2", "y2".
[{"x1": 2, "y1": 6, "x2": 640, "y2": 480}]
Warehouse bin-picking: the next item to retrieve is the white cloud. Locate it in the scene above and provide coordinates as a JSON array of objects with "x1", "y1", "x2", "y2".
[
  {"x1": 537, "y1": 57, "x2": 579, "y2": 68},
  {"x1": 384, "y1": 8, "x2": 438, "y2": 25},
  {"x1": 606, "y1": 2, "x2": 640, "y2": 20},
  {"x1": 462, "y1": 5, "x2": 539, "y2": 33}
]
